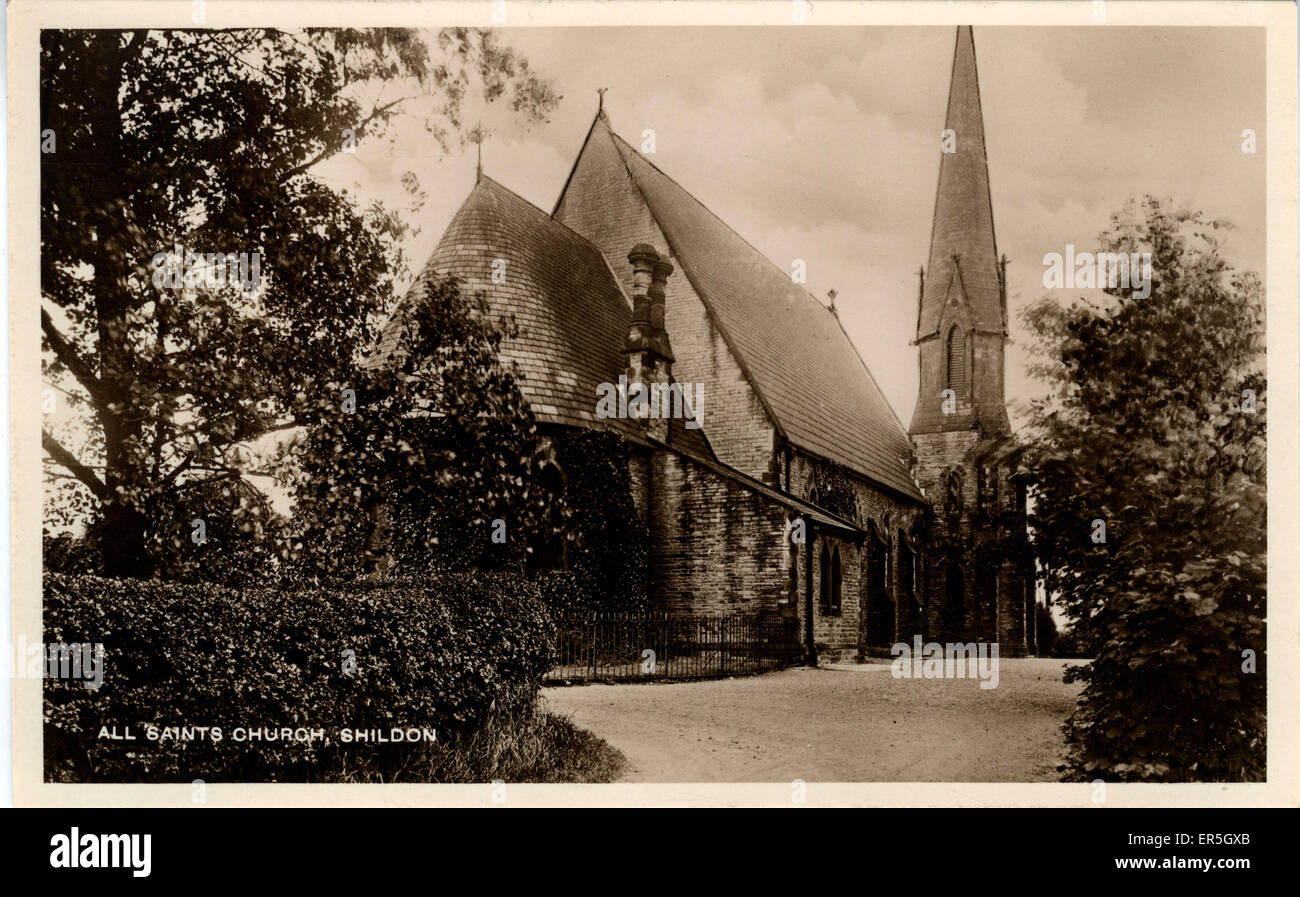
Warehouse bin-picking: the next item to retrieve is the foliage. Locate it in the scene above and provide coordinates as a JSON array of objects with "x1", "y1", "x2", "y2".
[
  {"x1": 277, "y1": 273, "x2": 562, "y2": 579},
  {"x1": 43, "y1": 571, "x2": 557, "y2": 783},
  {"x1": 329, "y1": 705, "x2": 626, "y2": 784},
  {"x1": 808, "y1": 458, "x2": 859, "y2": 522},
  {"x1": 534, "y1": 570, "x2": 594, "y2": 619},
  {"x1": 1050, "y1": 623, "x2": 1088, "y2": 660},
  {"x1": 1034, "y1": 602, "x2": 1060, "y2": 658},
  {"x1": 39, "y1": 28, "x2": 558, "y2": 578},
  {"x1": 1022, "y1": 196, "x2": 1265, "y2": 781},
  {"x1": 546, "y1": 429, "x2": 649, "y2": 615},
  {"x1": 42, "y1": 532, "x2": 100, "y2": 577}
]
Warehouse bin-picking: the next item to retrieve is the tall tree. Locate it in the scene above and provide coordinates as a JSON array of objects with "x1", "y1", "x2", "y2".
[
  {"x1": 40, "y1": 28, "x2": 558, "y2": 578},
  {"x1": 1023, "y1": 196, "x2": 1266, "y2": 781}
]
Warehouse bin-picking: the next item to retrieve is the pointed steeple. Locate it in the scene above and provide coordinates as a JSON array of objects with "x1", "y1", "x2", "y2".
[
  {"x1": 919, "y1": 25, "x2": 1002, "y2": 340},
  {"x1": 910, "y1": 26, "x2": 1009, "y2": 436}
]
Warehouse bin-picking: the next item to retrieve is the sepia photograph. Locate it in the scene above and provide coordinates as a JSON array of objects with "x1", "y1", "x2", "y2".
[{"x1": 8, "y1": 0, "x2": 1296, "y2": 817}]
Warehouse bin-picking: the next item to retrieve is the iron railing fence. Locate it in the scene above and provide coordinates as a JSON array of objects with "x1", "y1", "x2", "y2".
[{"x1": 545, "y1": 613, "x2": 801, "y2": 682}]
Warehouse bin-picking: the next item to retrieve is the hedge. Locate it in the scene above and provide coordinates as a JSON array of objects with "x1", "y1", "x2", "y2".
[{"x1": 43, "y1": 572, "x2": 555, "y2": 782}]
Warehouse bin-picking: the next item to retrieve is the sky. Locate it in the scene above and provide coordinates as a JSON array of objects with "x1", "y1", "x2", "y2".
[{"x1": 317, "y1": 25, "x2": 1266, "y2": 427}]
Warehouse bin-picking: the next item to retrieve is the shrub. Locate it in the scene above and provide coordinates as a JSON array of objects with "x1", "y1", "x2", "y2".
[
  {"x1": 330, "y1": 704, "x2": 626, "y2": 784},
  {"x1": 534, "y1": 569, "x2": 592, "y2": 619},
  {"x1": 281, "y1": 274, "x2": 561, "y2": 581},
  {"x1": 1023, "y1": 198, "x2": 1266, "y2": 781},
  {"x1": 43, "y1": 572, "x2": 556, "y2": 782},
  {"x1": 42, "y1": 531, "x2": 99, "y2": 576},
  {"x1": 42, "y1": 478, "x2": 289, "y2": 587},
  {"x1": 546, "y1": 429, "x2": 649, "y2": 615},
  {"x1": 1061, "y1": 571, "x2": 1264, "y2": 782},
  {"x1": 1034, "y1": 603, "x2": 1059, "y2": 657}
]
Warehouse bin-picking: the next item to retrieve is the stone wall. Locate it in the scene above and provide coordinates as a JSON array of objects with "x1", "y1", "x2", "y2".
[
  {"x1": 911, "y1": 429, "x2": 1035, "y2": 655},
  {"x1": 784, "y1": 449, "x2": 926, "y2": 658},
  {"x1": 646, "y1": 451, "x2": 794, "y2": 618}
]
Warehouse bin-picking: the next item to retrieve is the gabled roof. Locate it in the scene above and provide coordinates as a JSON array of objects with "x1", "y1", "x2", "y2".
[
  {"x1": 367, "y1": 175, "x2": 715, "y2": 459},
  {"x1": 555, "y1": 114, "x2": 922, "y2": 501},
  {"x1": 919, "y1": 25, "x2": 1003, "y2": 338}
]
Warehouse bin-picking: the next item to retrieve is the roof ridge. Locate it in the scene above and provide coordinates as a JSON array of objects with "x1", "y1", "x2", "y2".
[
  {"x1": 919, "y1": 25, "x2": 964, "y2": 338},
  {"x1": 365, "y1": 181, "x2": 502, "y2": 364},
  {"x1": 551, "y1": 108, "x2": 606, "y2": 217},
  {"x1": 556, "y1": 116, "x2": 921, "y2": 500},
  {"x1": 606, "y1": 126, "x2": 914, "y2": 454},
  {"x1": 375, "y1": 177, "x2": 561, "y2": 332},
  {"x1": 606, "y1": 128, "x2": 834, "y2": 322},
  {"x1": 479, "y1": 173, "x2": 634, "y2": 309},
  {"x1": 920, "y1": 25, "x2": 1001, "y2": 339},
  {"x1": 603, "y1": 127, "x2": 788, "y2": 448},
  {"x1": 966, "y1": 26, "x2": 1000, "y2": 266},
  {"x1": 370, "y1": 171, "x2": 644, "y2": 433}
]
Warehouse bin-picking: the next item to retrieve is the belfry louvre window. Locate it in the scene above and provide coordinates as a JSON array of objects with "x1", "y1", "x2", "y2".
[{"x1": 946, "y1": 325, "x2": 967, "y2": 400}]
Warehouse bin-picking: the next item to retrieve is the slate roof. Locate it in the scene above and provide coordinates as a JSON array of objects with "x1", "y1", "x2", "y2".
[
  {"x1": 367, "y1": 175, "x2": 714, "y2": 460},
  {"x1": 555, "y1": 116, "x2": 923, "y2": 501}
]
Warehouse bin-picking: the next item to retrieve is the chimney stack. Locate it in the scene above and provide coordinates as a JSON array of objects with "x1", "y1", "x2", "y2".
[
  {"x1": 624, "y1": 244, "x2": 674, "y2": 363},
  {"x1": 627, "y1": 243, "x2": 656, "y2": 332},
  {"x1": 649, "y1": 259, "x2": 673, "y2": 334},
  {"x1": 623, "y1": 244, "x2": 675, "y2": 439}
]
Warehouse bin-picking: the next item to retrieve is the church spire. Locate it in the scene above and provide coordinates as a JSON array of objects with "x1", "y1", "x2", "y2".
[
  {"x1": 910, "y1": 25, "x2": 1009, "y2": 436},
  {"x1": 919, "y1": 25, "x2": 1002, "y2": 340}
]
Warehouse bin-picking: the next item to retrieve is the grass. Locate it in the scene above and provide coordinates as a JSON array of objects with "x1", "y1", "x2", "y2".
[
  {"x1": 325, "y1": 701, "x2": 626, "y2": 784},
  {"x1": 504, "y1": 710, "x2": 627, "y2": 783}
]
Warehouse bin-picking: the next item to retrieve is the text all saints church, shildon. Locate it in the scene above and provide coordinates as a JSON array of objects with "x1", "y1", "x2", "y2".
[{"x1": 368, "y1": 26, "x2": 1038, "y2": 662}]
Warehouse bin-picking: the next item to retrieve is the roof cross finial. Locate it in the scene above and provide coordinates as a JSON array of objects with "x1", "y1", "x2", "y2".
[
  {"x1": 827, "y1": 288, "x2": 838, "y2": 317},
  {"x1": 597, "y1": 87, "x2": 608, "y2": 114},
  {"x1": 470, "y1": 121, "x2": 486, "y2": 182}
]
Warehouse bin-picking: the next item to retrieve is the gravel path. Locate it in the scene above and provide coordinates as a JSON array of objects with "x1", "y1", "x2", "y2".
[{"x1": 542, "y1": 658, "x2": 1083, "y2": 782}]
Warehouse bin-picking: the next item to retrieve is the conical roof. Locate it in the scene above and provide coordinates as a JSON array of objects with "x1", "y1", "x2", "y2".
[{"x1": 367, "y1": 175, "x2": 714, "y2": 458}]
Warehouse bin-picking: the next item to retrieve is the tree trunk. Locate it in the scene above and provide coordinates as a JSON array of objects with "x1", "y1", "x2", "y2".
[{"x1": 77, "y1": 33, "x2": 151, "y2": 577}]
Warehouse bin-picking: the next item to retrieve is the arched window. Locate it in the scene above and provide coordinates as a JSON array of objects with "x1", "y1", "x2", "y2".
[
  {"x1": 897, "y1": 534, "x2": 919, "y2": 634},
  {"x1": 897, "y1": 535, "x2": 915, "y2": 601},
  {"x1": 946, "y1": 325, "x2": 967, "y2": 401},
  {"x1": 819, "y1": 544, "x2": 831, "y2": 614},
  {"x1": 976, "y1": 554, "x2": 997, "y2": 631},
  {"x1": 945, "y1": 562, "x2": 965, "y2": 625},
  {"x1": 830, "y1": 547, "x2": 843, "y2": 615},
  {"x1": 866, "y1": 533, "x2": 892, "y2": 647}
]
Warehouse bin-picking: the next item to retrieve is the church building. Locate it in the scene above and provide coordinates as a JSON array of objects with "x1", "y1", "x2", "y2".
[{"x1": 370, "y1": 26, "x2": 1036, "y2": 661}]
